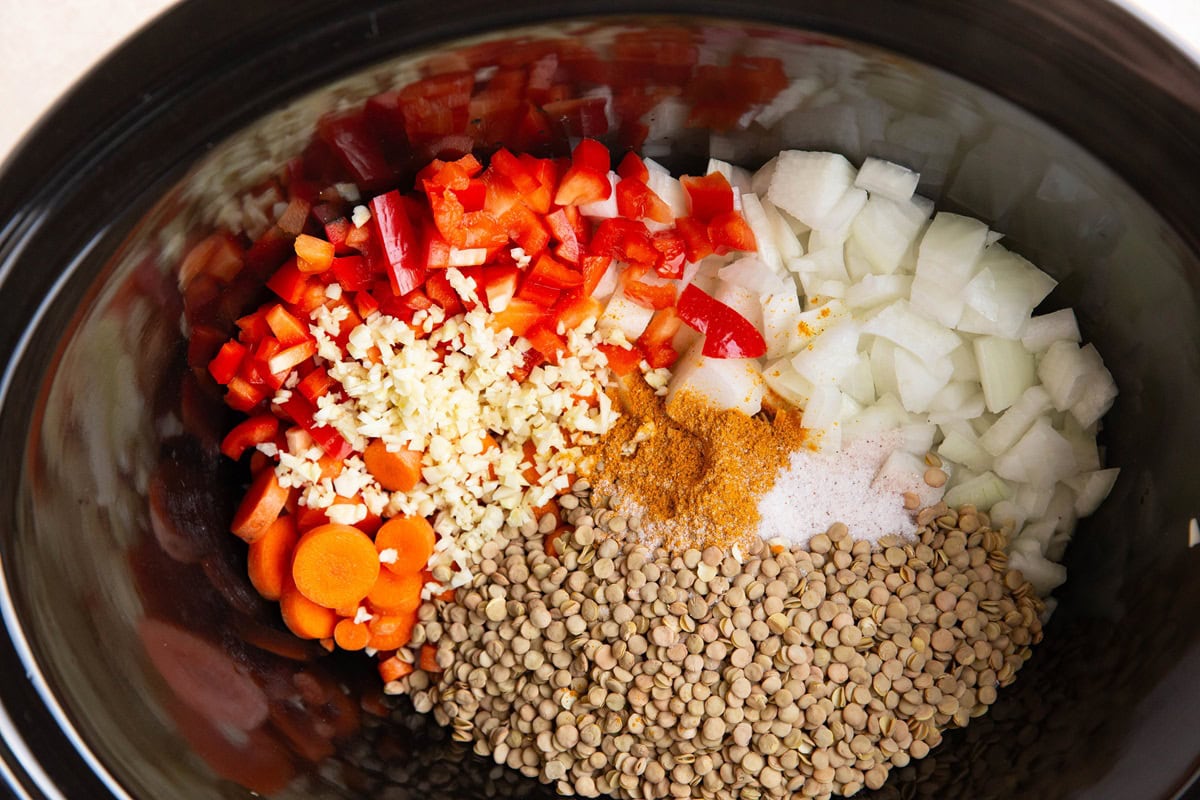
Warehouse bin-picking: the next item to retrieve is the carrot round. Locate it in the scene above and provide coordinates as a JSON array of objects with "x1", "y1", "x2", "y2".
[
  {"x1": 231, "y1": 468, "x2": 289, "y2": 543},
  {"x1": 280, "y1": 583, "x2": 338, "y2": 640},
  {"x1": 374, "y1": 516, "x2": 436, "y2": 575},
  {"x1": 367, "y1": 569, "x2": 423, "y2": 615},
  {"x1": 247, "y1": 515, "x2": 298, "y2": 601},
  {"x1": 333, "y1": 619, "x2": 372, "y2": 651},
  {"x1": 363, "y1": 440, "x2": 423, "y2": 492},
  {"x1": 367, "y1": 610, "x2": 417, "y2": 651},
  {"x1": 291, "y1": 524, "x2": 380, "y2": 609}
]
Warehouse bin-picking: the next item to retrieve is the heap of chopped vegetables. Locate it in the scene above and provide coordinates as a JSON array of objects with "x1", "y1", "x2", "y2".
[{"x1": 199, "y1": 138, "x2": 766, "y2": 680}]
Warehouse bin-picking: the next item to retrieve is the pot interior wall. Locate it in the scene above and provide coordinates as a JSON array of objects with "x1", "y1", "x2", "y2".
[{"x1": 2, "y1": 13, "x2": 1199, "y2": 800}]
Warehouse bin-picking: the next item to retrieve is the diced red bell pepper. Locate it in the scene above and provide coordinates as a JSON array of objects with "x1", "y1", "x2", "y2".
[
  {"x1": 526, "y1": 254, "x2": 583, "y2": 291},
  {"x1": 354, "y1": 289, "x2": 380, "y2": 319},
  {"x1": 489, "y1": 298, "x2": 546, "y2": 337},
  {"x1": 676, "y1": 283, "x2": 766, "y2": 359},
  {"x1": 622, "y1": 278, "x2": 677, "y2": 310},
  {"x1": 225, "y1": 377, "x2": 268, "y2": 412},
  {"x1": 597, "y1": 343, "x2": 643, "y2": 376},
  {"x1": 323, "y1": 218, "x2": 354, "y2": 254},
  {"x1": 616, "y1": 151, "x2": 650, "y2": 183},
  {"x1": 369, "y1": 190, "x2": 426, "y2": 296},
  {"x1": 428, "y1": 187, "x2": 509, "y2": 249},
  {"x1": 489, "y1": 148, "x2": 541, "y2": 196},
  {"x1": 707, "y1": 210, "x2": 757, "y2": 254},
  {"x1": 424, "y1": 271, "x2": 465, "y2": 316},
  {"x1": 276, "y1": 395, "x2": 353, "y2": 460},
  {"x1": 265, "y1": 304, "x2": 311, "y2": 347},
  {"x1": 681, "y1": 173, "x2": 735, "y2": 224},
  {"x1": 266, "y1": 259, "x2": 310, "y2": 305},
  {"x1": 570, "y1": 138, "x2": 611, "y2": 174},
  {"x1": 651, "y1": 229, "x2": 687, "y2": 279},
  {"x1": 480, "y1": 265, "x2": 520, "y2": 311},
  {"x1": 267, "y1": 341, "x2": 317, "y2": 376},
  {"x1": 553, "y1": 166, "x2": 610, "y2": 207},
  {"x1": 208, "y1": 340, "x2": 247, "y2": 385},
  {"x1": 616, "y1": 178, "x2": 673, "y2": 224},
  {"x1": 235, "y1": 307, "x2": 272, "y2": 345},
  {"x1": 188, "y1": 323, "x2": 228, "y2": 371},
  {"x1": 524, "y1": 323, "x2": 567, "y2": 364},
  {"x1": 499, "y1": 203, "x2": 551, "y2": 254},
  {"x1": 516, "y1": 279, "x2": 560, "y2": 309},
  {"x1": 674, "y1": 217, "x2": 714, "y2": 262},
  {"x1": 638, "y1": 306, "x2": 682, "y2": 350},
  {"x1": 297, "y1": 366, "x2": 337, "y2": 404},
  {"x1": 454, "y1": 179, "x2": 487, "y2": 211},
  {"x1": 243, "y1": 225, "x2": 294, "y2": 280},
  {"x1": 590, "y1": 218, "x2": 659, "y2": 268},
  {"x1": 331, "y1": 255, "x2": 373, "y2": 292},
  {"x1": 581, "y1": 255, "x2": 612, "y2": 298},
  {"x1": 545, "y1": 208, "x2": 585, "y2": 264},
  {"x1": 554, "y1": 294, "x2": 603, "y2": 331},
  {"x1": 221, "y1": 414, "x2": 281, "y2": 461}
]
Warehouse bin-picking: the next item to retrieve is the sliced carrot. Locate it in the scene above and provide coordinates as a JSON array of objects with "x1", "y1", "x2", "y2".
[
  {"x1": 367, "y1": 611, "x2": 417, "y2": 651},
  {"x1": 437, "y1": 587, "x2": 456, "y2": 602},
  {"x1": 532, "y1": 499, "x2": 561, "y2": 528},
  {"x1": 480, "y1": 433, "x2": 499, "y2": 480},
  {"x1": 378, "y1": 655, "x2": 414, "y2": 683},
  {"x1": 362, "y1": 440, "x2": 423, "y2": 492},
  {"x1": 247, "y1": 515, "x2": 298, "y2": 601},
  {"x1": 366, "y1": 569, "x2": 423, "y2": 614},
  {"x1": 291, "y1": 523, "x2": 380, "y2": 609},
  {"x1": 419, "y1": 644, "x2": 443, "y2": 673},
  {"x1": 374, "y1": 516, "x2": 436, "y2": 576},
  {"x1": 280, "y1": 582, "x2": 338, "y2": 640},
  {"x1": 230, "y1": 467, "x2": 289, "y2": 543},
  {"x1": 334, "y1": 619, "x2": 372, "y2": 651}
]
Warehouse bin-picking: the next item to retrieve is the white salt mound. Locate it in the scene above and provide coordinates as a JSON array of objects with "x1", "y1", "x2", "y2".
[{"x1": 757, "y1": 433, "x2": 917, "y2": 548}]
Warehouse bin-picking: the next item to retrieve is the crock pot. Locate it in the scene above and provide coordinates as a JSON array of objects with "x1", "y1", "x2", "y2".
[{"x1": 1, "y1": 1, "x2": 1198, "y2": 799}]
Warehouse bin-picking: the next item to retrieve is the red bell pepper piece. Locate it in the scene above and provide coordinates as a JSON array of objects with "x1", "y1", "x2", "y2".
[
  {"x1": 680, "y1": 173, "x2": 735, "y2": 224},
  {"x1": 225, "y1": 377, "x2": 267, "y2": 412},
  {"x1": 488, "y1": 298, "x2": 546, "y2": 337},
  {"x1": 570, "y1": 138, "x2": 611, "y2": 174},
  {"x1": 707, "y1": 210, "x2": 757, "y2": 255},
  {"x1": 651, "y1": 229, "x2": 687, "y2": 279},
  {"x1": 276, "y1": 395, "x2": 353, "y2": 460},
  {"x1": 526, "y1": 254, "x2": 583, "y2": 291},
  {"x1": 265, "y1": 304, "x2": 311, "y2": 347},
  {"x1": 369, "y1": 190, "x2": 425, "y2": 296},
  {"x1": 221, "y1": 414, "x2": 281, "y2": 461},
  {"x1": 674, "y1": 217, "x2": 714, "y2": 262},
  {"x1": 545, "y1": 208, "x2": 584, "y2": 264},
  {"x1": 297, "y1": 366, "x2": 337, "y2": 404},
  {"x1": 622, "y1": 278, "x2": 677, "y2": 310},
  {"x1": 331, "y1": 255, "x2": 373, "y2": 292},
  {"x1": 675, "y1": 284, "x2": 766, "y2": 359},
  {"x1": 524, "y1": 322, "x2": 567, "y2": 364},
  {"x1": 266, "y1": 259, "x2": 310, "y2": 305},
  {"x1": 323, "y1": 218, "x2": 354, "y2": 254},
  {"x1": 424, "y1": 271, "x2": 466, "y2": 316},
  {"x1": 616, "y1": 178, "x2": 673, "y2": 224},
  {"x1": 553, "y1": 166, "x2": 610, "y2": 207},
  {"x1": 590, "y1": 218, "x2": 659, "y2": 268},
  {"x1": 554, "y1": 294, "x2": 604, "y2": 331},
  {"x1": 580, "y1": 255, "x2": 612, "y2": 298},
  {"x1": 616, "y1": 151, "x2": 650, "y2": 183},
  {"x1": 597, "y1": 343, "x2": 643, "y2": 376},
  {"x1": 208, "y1": 340, "x2": 247, "y2": 385}
]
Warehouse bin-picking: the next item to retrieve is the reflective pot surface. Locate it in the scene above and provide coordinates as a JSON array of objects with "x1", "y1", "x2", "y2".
[{"x1": 0, "y1": 2, "x2": 1198, "y2": 799}]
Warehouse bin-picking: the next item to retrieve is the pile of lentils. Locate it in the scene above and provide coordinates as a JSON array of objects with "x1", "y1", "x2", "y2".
[{"x1": 387, "y1": 488, "x2": 1044, "y2": 800}]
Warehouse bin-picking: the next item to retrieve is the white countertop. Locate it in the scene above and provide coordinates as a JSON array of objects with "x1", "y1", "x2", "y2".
[{"x1": 1, "y1": 0, "x2": 1198, "y2": 162}]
